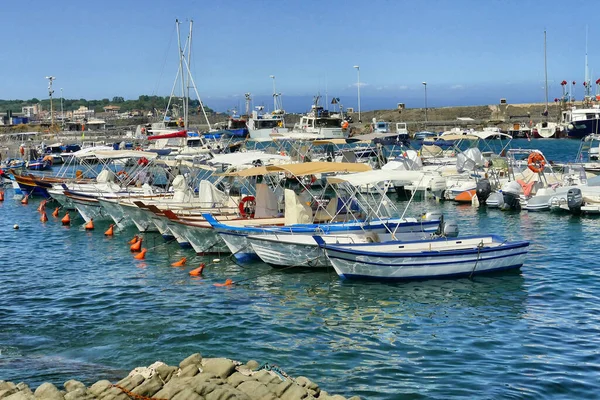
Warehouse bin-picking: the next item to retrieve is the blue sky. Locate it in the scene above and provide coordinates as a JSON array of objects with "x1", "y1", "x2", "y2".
[{"x1": 0, "y1": 0, "x2": 597, "y2": 112}]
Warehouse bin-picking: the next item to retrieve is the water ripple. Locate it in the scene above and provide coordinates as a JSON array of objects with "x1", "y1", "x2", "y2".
[{"x1": 2, "y1": 142, "x2": 600, "y2": 398}]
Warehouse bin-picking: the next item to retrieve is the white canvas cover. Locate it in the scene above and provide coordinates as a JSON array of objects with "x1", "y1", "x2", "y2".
[
  {"x1": 172, "y1": 175, "x2": 194, "y2": 202},
  {"x1": 284, "y1": 189, "x2": 312, "y2": 225},
  {"x1": 96, "y1": 169, "x2": 115, "y2": 183},
  {"x1": 198, "y1": 180, "x2": 228, "y2": 207},
  {"x1": 456, "y1": 148, "x2": 485, "y2": 173},
  {"x1": 254, "y1": 183, "x2": 279, "y2": 218}
]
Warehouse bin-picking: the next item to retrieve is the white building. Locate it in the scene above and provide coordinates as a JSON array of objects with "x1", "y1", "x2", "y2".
[{"x1": 73, "y1": 106, "x2": 95, "y2": 121}]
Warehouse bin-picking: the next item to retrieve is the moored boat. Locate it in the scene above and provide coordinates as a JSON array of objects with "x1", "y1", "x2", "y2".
[{"x1": 314, "y1": 235, "x2": 530, "y2": 281}]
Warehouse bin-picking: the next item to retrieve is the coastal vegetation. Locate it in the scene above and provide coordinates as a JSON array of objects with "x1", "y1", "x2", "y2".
[{"x1": 0, "y1": 96, "x2": 214, "y2": 115}]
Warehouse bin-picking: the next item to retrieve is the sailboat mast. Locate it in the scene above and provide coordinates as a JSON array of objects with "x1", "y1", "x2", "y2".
[
  {"x1": 176, "y1": 20, "x2": 186, "y2": 130},
  {"x1": 186, "y1": 20, "x2": 193, "y2": 129},
  {"x1": 544, "y1": 30, "x2": 548, "y2": 121}
]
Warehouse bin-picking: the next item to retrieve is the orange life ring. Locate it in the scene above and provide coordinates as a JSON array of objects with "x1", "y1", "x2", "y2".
[
  {"x1": 527, "y1": 152, "x2": 546, "y2": 173},
  {"x1": 341, "y1": 121, "x2": 349, "y2": 130},
  {"x1": 238, "y1": 195, "x2": 256, "y2": 218},
  {"x1": 117, "y1": 170, "x2": 129, "y2": 179}
]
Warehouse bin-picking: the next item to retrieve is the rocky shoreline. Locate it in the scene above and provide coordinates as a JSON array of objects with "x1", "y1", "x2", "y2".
[{"x1": 0, "y1": 353, "x2": 360, "y2": 400}]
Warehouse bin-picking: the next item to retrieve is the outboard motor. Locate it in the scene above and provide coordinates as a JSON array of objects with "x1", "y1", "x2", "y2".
[
  {"x1": 422, "y1": 211, "x2": 442, "y2": 222},
  {"x1": 476, "y1": 179, "x2": 492, "y2": 204},
  {"x1": 441, "y1": 221, "x2": 459, "y2": 237},
  {"x1": 486, "y1": 192, "x2": 504, "y2": 208},
  {"x1": 567, "y1": 188, "x2": 583, "y2": 214},
  {"x1": 501, "y1": 181, "x2": 523, "y2": 211}
]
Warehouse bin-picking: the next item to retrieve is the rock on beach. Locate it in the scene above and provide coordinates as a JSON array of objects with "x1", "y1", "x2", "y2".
[{"x1": 0, "y1": 353, "x2": 360, "y2": 400}]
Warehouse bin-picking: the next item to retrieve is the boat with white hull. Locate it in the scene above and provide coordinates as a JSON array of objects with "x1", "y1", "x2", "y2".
[
  {"x1": 248, "y1": 230, "x2": 436, "y2": 268},
  {"x1": 314, "y1": 235, "x2": 530, "y2": 281}
]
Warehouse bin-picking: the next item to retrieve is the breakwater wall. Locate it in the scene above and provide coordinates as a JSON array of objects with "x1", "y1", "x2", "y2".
[{"x1": 0, "y1": 353, "x2": 360, "y2": 400}]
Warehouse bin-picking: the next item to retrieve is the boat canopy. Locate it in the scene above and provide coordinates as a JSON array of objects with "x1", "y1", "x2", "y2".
[
  {"x1": 93, "y1": 150, "x2": 159, "y2": 159},
  {"x1": 147, "y1": 130, "x2": 187, "y2": 140},
  {"x1": 436, "y1": 134, "x2": 480, "y2": 141},
  {"x1": 207, "y1": 151, "x2": 290, "y2": 167},
  {"x1": 222, "y1": 161, "x2": 371, "y2": 178},
  {"x1": 267, "y1": 161, "x2": 371, "y2": 176},
  {"x1": 155, "y1": 158, "x2": 214, "y2": 170},
  {"x1": 311, "y1": 139, "x2": 352, "y2": 146},
  {"x1": 470, "y1": 131, "x2": 512, "y2": 140},
  {"x1": 70, "y1": 146, "x2": 115, "y2": 158},
  {"x1": 349, "y1": 132, "x2": 404, "y2": 142},
  {"x1": 327, "y1": 169, "x2": 424, "y2": 186}
]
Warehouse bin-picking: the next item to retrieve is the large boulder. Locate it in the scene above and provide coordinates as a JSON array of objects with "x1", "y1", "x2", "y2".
[
  {"x1": 179, "y1": 353, "x2": 202, "y2": 370},
  {"x1": 88, "y1": 381, "x2": 112, "y2": 397},
  {"x1": 33, "y1": 383, "x2": 64, "y2": 399},
  {"x1": 201, "y1": 359, "x2": 236, "y2": 379}
]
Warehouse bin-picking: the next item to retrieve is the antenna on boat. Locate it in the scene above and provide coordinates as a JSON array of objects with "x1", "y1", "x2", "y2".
[
  {"x1": 270, "y1": 75, "x2": 277, "y2": 112},
  {"x1": 544, "y1": 30, "x2": 548, "y2": 121},
  {"x1": 584, "y1": 25, "x2": 591, "y2": 102},
  {"x1": 45, "y1": 76, "x2": 55, "y2": 126},
  {"x1": 244, "y1": 93, "x2": 251, "y2": 117}
]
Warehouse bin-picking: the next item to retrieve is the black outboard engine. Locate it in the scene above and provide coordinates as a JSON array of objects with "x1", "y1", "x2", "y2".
[
  {"x1": 567, "y1": 188, "x2": 583, "y2": 214},
  {"x1": 501, "y1": 181, "x2": 522, "y2": 211},
  {"x1": 476, "y1": 179, "x2": 492, "y2": 204}
]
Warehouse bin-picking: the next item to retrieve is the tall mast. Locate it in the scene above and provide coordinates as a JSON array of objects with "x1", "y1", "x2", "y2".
[
  {"x1": 585, "y1": 25, "x2": 590, "y2": 100},
  {"x1": 544, "y1": 30, "x2": 548, "y2": 121},
  {"x1": 186, "y1": 20, "x2": 193, "y2": 129},
  {"x1": 176, "y1": 19, "x2": 186, "y2": 129}
]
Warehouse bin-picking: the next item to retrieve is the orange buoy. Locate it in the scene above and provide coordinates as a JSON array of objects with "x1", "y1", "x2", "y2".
[
  {"x1": 84, "y1": 218, "x2": 94, "y2": 230},
  {"x1": 171, "y1": 257, "x2": 187, "y2": 267},
  {"x1": 214, "y1": 279, "x2": 234, "y2": 287},
  {"x1": 0, "y1": 191, "x2": 4, "y2": 201},
  {"x1": 40, "y1": 211, "x2": 48, "y2": 223},
  {"x1": 21, "y1": 194, "x2": 29, "y2": 205},
  {"x1": 128, "y1": 235, "x2": 139, "y2": 244},
  {"x1": 454, "y1": 189, "x2": 476, "y2": 203},
  {"x1": 104, "y1": 224, "x2": 114, "y2": 236},
  {"x1": 189, "y1": 263, "x2": 205, "y2": 276},
  {"x1": 61, "y1": 212, "x2": 71, "y2": 226},
  {"x1": 52, "y1": 207, "x2": 59, "y2": 217},
  {"x1": 37, "y1": 200, "x2": 47, "y2": 213},
  {"x1": 134, "y1": 248, "x2": 147, "y2": 259},
  {"x1": 130, "y1": 237, "x2": 143, "y2": 252}
]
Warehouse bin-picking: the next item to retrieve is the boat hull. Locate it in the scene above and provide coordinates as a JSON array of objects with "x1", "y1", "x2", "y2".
[
  {"x1": 317, "y1": 236, "x2": 529, "y2": 281},
  {"x1": 566, "y1": 119, "x2": 600, "y2": 139}
]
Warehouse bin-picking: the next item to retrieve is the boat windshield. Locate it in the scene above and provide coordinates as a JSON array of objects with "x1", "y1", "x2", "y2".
[
  {"x1": 228, "y1": 119, "x2": 247, "y2": 129},
  {"x1": 315, "y1": 118, "x2": 341, "y2": 128},
  {"x1": 257, "y1": 120, "x2": 281, "y2": 129}
]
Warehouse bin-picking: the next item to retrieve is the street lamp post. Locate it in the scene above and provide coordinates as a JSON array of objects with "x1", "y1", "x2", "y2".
[
  {"x1": 422, "y1": 81, "x2": 428, "y2": 123},
  {"x1": 354, "y1": 65, "x2": 361, "y2": 122},
  {"x1": 46, "y1": 76, "x2": 55, "y2": 126},
  {"x1": 60, "y1": 88, "x2": 64, "y2": 122}
]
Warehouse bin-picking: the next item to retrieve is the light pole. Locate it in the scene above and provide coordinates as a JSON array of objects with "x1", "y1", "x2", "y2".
[
  {"x1": 60, "y1": 88, "x2": 64, "y2": 121},
  {"x1": 354, "y1": 65, "x2": 361, "y2": 122},
  {"x1": 422, "y1": 81, "x2": 428, "y2": 123},
  {"x1": 46, "y1": 76, "x2": 55, "y2": 125},
  {"x1": 269, "y1": 75, "x2": 277, "y2": 111}
]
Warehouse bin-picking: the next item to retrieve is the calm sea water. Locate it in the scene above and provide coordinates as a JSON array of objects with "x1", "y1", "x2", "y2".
[{"x1": 2, "y1": 139, "x2": 600, "y2": 399}]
